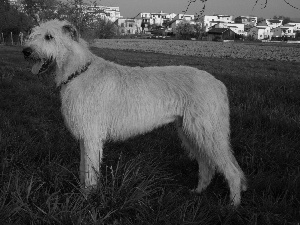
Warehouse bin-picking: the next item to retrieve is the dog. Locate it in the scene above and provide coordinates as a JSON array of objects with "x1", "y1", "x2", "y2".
[{"x1": 22, "y1": 19, "x2": 246, "y2": 206}]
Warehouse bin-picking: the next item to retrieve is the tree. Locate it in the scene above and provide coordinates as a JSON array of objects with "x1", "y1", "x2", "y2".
[
  {"x1": 21, "y1": 0, "x2": 59, "y2": 23},
  {"x1": 94, "y1": 18, "x2": 117, "y2": 39},
  {"x1": 295, "y1": 31, "x2": 300, "y2": 39},
  {"x1": 193, "y1": 23, "x2": 205, "y2": 39},
  {"x1": 0, "y1": 0, "x2": 32, "y2": 43},
  {"x1": 257, "y1": 17, "x2": 265, "y2": 23},
  {"x1": 175, "y1": 21, "x2": 196, "y2": 40}
]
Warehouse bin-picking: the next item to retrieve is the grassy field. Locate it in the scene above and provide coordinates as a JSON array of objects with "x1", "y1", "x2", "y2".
[{"x1": 1, "y1": 44, "x2": 300, "y2": 224}]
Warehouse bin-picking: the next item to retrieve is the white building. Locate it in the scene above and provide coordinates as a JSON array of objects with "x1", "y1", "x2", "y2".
[
  {"x1": 150, "y1": 11, "x2": 169, "y2": 26},
  {"x1": 173, "y1": 14, "x2": 195, "y2": 21},
  {"x1": 116, "y1": 18, "x2": 140, "y2": 35},
  {"x1": 8, "y1": 0, "x2": 18, "y2": 4},
  {"x1": 234, "y1": 16, "x2": 257, "y2": 26},
  {"x1": 285, "y1": 22, "x2": 300, "y2": 31},
  {"x1": 135, "y1": 12, "x2": 179, "y2": 26},
  {"x1": 248, "y1": 26, "x2": 271, "y2": 40},
  {"x1": 258, "y1": 19, "x2": 283, "y2": 30},
  {"x1": 214, "y1": 23, "x2": 245, "y2": 36},
  {"x1": 272, "y1": 25, "x2": 295, "y2": 38},
  {"x1": 199, "y1": 15, "x2": 234, "y2": 32},
  {"x1": 83, "y1": 5, "x2": 122, "y2": 22}
]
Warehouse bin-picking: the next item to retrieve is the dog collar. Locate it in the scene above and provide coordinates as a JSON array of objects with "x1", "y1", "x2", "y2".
[{"x1": 58, "y1": 61, "x2": 91, "y2": 89}]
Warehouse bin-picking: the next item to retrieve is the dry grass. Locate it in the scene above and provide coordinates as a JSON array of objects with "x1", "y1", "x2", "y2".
[{"x1": 93, "y1": 39, "x2": 300, "y2": 61}]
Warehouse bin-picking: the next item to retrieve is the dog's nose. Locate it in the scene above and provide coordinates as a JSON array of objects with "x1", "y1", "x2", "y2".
[{"x1": 22, "y1": 47, "x2": 32, "y2": 57}]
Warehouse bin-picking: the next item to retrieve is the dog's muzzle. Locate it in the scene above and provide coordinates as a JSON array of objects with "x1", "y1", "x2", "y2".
[
  {"x1": 22, "y1": 47, "x2": 54, "y2": 75},
  {"x1": 22, "y1": 47, "x2": 33, "y2": 58}
]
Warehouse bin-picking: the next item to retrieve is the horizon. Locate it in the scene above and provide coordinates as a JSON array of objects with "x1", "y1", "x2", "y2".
[{"x1": 85, "y1": 0, "x2": 300, "y2": 19}]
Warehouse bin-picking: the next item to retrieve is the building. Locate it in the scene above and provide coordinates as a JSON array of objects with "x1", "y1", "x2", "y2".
[
  {"x1": 207, "y1": 28, "x2": 236, "y2": 41},
  {"x1": 8, "y1": 0, "x2": 18, "y2": 5},
  {"x1": 173, "y1": 14, "x2": 195, "y2": 21},
  {"x1": 150, "y1": 11, "x2": 169, "y2": 26},
  {"x1": 135, "y1": 12, "x2": 152, "y2": 25},
  {"x1": 258, "y1": 19, "x2": 283, "y2": 29},
  {"x1": 83, "y1": 5, "x2": 122, "y2": 22},
  {"x1": 285, "y1": 22, "x2": 300, "y2": 31},
  {"x1": 234, "y1": 16, "x2": 257, "y2": 27},
  {"x1": 272, "y1": 25, "x2": 295, "y2": 39},
  {"x1": 199, "y1": 15, "x2": 234, "y2": 32},
  {"x1": 135, "y1": 12, "x2": 178, "y2": 26},
  {"x1": 115, "y1": 19, "x2": 138, "y2": 35},
  {"x1": 248, "y1": 26, "x2": 271, "y2": 40},
  {"x1": 115, "y1": 18, "x2": 153, "y2": 35},
  {"x1": 214, "y1": 23, "x2": 245, "y2": 36}
]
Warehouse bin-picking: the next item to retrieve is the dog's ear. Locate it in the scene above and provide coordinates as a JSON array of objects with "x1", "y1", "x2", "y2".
[{"x1": 62, "y1": 24, "x2": 79, "y2": 42}]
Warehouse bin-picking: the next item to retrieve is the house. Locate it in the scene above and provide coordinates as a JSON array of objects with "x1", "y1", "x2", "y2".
[
  {"x1": 149, "y1": 11, "x2": 169, "y2": 26},
  {"x1": 285, "y1": 22, "x2": 300, "y2": 31},
  {"x1": 83, "y1": 5, "x2": 122, "y2": 22},
  {"x1": 272, "y1": 25, "x2": 295, "y2": 39},
  {"x1": 8, "y1": 0, "x2": 18, "y2": 4},
  {"x1": 199, "y1": 15, "x2": 234, "y2": 32},
  {"x1": 214, "y1": 23, "x2": 245, "y2": 36},
  {"x1": 173, "y1": 14, "x2": 195, "y2": 21},
  {"x1": 207, "y1": 28, "x2": 236, "y2": 41},
  {"x1": 234, "y1": 16, "x2": 257, "y2": 26},
  {"x1": 248, "y1": 26, "x2": 271, "y2": 40},
  {"x1": 134, "y1": 12, "x2": 178, "y2": 27},
  {"x1": 116, "y1": 18, "x2": 140, "y2": 35},
  {"x1": 258, "y1": 19, "x2": 283, "y2": 29}
]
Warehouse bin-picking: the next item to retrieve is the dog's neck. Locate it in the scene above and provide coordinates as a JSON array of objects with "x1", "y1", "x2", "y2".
[{"x1": 57, "y1": 61, "x2": 91, "y2": 89}]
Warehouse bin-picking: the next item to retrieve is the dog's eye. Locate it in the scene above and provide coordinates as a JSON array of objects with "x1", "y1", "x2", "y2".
[{"x1": 45, "y1": 34, "x2": 53, "y2": 40}]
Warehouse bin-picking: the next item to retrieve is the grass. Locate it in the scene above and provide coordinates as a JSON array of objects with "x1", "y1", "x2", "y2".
[{"x1": 1, "y1": 44, "x2": 300, "y2": 224}]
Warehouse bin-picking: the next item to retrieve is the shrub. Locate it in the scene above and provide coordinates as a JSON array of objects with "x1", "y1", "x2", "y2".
[{"x1": 175, "y1": 21, "x2": 195, "y2": 40}]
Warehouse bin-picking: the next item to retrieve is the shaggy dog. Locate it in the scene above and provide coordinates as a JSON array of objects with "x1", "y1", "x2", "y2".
[{"x1": 22, "y1": 19, "x2": 246, "y2": 206}]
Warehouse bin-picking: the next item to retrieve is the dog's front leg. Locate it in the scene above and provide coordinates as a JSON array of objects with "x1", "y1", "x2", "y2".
[{"x1": 79, "y1": 139, "x2": 102, "y2": 189}]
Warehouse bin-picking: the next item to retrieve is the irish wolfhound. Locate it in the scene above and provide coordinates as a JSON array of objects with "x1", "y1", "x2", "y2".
[{"x1": 22, "y1": 19, "x2": 246, "y2": 206}]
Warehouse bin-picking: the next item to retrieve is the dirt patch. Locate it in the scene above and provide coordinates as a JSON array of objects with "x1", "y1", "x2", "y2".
[{"x1": 92, "y1": 39, "x2": 300, "y2": 62}]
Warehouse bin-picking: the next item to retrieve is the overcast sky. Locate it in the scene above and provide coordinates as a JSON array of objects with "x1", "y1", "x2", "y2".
[{"x1": 90, "y1": 0, "x2": 300, "y2": 19}]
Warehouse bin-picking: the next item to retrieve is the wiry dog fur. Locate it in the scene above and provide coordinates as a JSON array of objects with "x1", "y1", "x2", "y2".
[{"x1": 22, "y1": 19, "x2": 247, "y2": 206}]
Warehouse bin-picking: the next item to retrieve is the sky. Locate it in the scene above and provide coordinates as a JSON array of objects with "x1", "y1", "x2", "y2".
[{"x1": 89, "y1": 0, "x2": 300, "y2": 19}]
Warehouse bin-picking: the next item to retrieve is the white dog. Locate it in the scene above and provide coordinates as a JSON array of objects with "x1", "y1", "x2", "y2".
[{"x1": 22, "y1": 19, "x2": 246, "y2": 206}]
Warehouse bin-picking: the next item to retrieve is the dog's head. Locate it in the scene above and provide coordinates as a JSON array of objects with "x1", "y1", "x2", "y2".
[{"x1": 22, "y1": 19, "x2": 80, "y2": 75}]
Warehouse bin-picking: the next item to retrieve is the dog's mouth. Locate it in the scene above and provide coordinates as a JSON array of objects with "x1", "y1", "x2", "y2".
[{"x1": 27, "y1": 57, "x2": 54, "y2": 75}]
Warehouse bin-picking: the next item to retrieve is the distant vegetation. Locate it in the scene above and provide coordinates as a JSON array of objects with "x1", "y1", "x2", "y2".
[{"x1": 0, "y1": 0, "x2": 117, "y2": 43}]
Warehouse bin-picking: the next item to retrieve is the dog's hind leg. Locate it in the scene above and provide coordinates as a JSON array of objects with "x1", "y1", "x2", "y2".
[
  {"x1": 182, "y1": 110, "x2": 246, "y2": 206},
  {"x1": 80, "y1": 138, "x2": 103, "y2": 188},
  {"x1": 176, "y1": 119, "x2": 215, "y2": 193}
]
